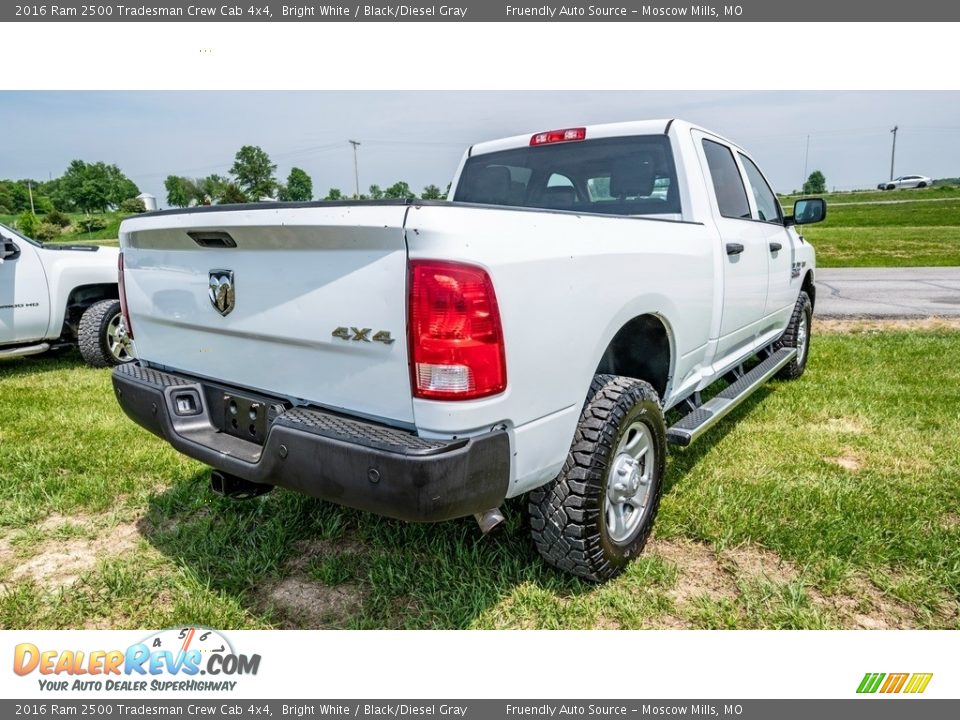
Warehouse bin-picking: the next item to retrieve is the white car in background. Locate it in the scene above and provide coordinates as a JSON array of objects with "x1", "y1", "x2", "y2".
[{"x1": 878, "y1": 175, "x2": 932, "y2": 190}]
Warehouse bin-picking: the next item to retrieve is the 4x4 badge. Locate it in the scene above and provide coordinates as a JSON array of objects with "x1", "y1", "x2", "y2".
[
  {"x1": 208, "y1": 270, "x2": 235, "y2": 316},
  {"x1": 332, "y1": 326, "x2": 395, "y2": 344}
]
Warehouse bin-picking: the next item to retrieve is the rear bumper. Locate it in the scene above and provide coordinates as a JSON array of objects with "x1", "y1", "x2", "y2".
[{"x1": 111, "y1": 362, "x2": 510, "y2": 522}]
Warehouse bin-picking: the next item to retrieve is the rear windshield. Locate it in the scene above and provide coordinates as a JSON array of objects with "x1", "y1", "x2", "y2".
[{"x1": 454, "y1": 135, "x2": 681, "y2": 216}]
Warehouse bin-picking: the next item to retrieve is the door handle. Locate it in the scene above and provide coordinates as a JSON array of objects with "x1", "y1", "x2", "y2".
[
  {"x1": 726, "y1": 243, "x2": 745, "y2": 256},
  {"x1": 769, "y1": 242, "x2": 783, "y2": 252}
]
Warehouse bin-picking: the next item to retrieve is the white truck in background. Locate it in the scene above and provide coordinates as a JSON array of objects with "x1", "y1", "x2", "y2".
[
  {"x1": 111, "y1": 119, "x2": 824, "y2": 581},
  {"x1": 1, "y1": 224, "x2": 135, "y2": 367}
]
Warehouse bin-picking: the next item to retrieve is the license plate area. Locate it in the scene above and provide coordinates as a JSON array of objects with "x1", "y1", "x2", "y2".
[{"x1": 221, "y1": 392, "x2": 285, "y2": 445}]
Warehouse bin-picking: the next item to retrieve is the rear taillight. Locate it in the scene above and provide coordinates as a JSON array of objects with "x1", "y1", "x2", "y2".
[
  {"x1": 530, "y1": 127, "x2": 586, "y2": 146},
  {"x1": 409, "y1": 260, "x2": 507, "y2": 400},
  {"x1": 118, "y1": 252, "x2": 133, "y2": 339}
]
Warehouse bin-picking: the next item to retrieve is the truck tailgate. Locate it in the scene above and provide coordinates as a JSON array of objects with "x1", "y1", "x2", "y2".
[{"x1": 120, "y1": 204, "x2": 414, "y2": 425}]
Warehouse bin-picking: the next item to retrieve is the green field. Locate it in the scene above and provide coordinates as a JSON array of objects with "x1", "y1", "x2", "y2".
[
  {"x1": 2, "y1": 326, "x2": 958, "y2": 630},
  {"x1": 780, "y1": 184, "x2": 960, "y2": 207},
  {"x1": 0, "y1": 211, "x2": 126, "y2": 244},
  {"x1": 779, "y1": 187, "x2": 960, "y2": 267}
]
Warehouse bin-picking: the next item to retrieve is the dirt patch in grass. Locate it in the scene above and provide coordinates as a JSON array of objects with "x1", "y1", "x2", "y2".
[
  {"x1": 941, "y1": 513, "x2": 960, "y2": 530},
  {"x1": 0, "y1": 513, "x2": 140, "y2": 591},
  {"x1": 642, "y1": 539, "x2": 800, "y2": 628},
  {"x1": 723, "y1": 545, "x2": 801, "y2": 585},
  {"x1": 256, "y1": 536, "x2": 367, "y2": 628},
  {"x1": 827, "y1": 451, "x2": 863, "y2": 472},
  {"x1": 810, "y1": 576, "x2": 923, "y2": 630},
  {"x1": 817, "y1": 317, "x2": 960, "y2": 333},
  {"x1": 645, "y1": 538, "x2": 939, "y2": 629},
  {"x1": 649, "y1": 539, "x2": 737, "y2": 605},
  {"x1": 817, "y1": 416, "x2": 870, "y2": 435},
  {"x1": 263, "y1": 577, "x2": 364, "y2": 628}
]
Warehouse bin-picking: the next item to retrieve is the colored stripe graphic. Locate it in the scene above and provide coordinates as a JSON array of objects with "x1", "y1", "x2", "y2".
[
  {"x1": 904, "y1": 673, "x2": 933, "y2": 694},
  {"x1": 857, "y1": 672, "x2": 932, "y2": 694},
  {"x1": 857, "y1": 673, "x2": 885, "y2": 693},
  {"x1": 880, "y1": 673, "x2": 909, "y2": 693}
]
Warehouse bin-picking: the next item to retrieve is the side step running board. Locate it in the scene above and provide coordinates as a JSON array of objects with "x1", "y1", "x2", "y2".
[
  {"x1": 666, "y1": 347, "x2": 797, "y2": 447},
  {"x1": 0, "y1": 342, "x2": 50, "y2": 359}
]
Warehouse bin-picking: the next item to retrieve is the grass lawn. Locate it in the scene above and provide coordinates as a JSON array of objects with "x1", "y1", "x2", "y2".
[
  {"x1": 779, "y1": 185, "x2": 960, "y2": 206},
  {"x1": 803, "y1": 226, "x2": 960, "y2": 268},
  {"x1": 777, "y1": 188, "x2": 960, "y2": 267},
  {"x1": 1, "y1": 324, "x2": 959, "y2": 630}
]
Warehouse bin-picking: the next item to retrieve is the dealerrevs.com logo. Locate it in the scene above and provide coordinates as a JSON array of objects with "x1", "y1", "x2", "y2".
[{"x1": 13, "y1": 627, "x2": 261, "y2": 692}]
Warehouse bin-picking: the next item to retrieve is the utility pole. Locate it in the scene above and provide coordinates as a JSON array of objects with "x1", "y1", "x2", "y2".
[
  {"x1": 348, "y1": 140, "x2": 361, "y2": 198},
  {"x1": 889, "y1": 125, "x2": 898, "y2": 181},
  {"x1": 802, "y1": 134, "x2": 810, "y2": 188},
  {"x1": 27, "y1": 180, "x2": 35, "y2": 214}
]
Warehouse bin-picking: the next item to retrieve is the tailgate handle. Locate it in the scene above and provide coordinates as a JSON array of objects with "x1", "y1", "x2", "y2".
[
  {"x1": 188, "y1": 231, "x2": 237, "y2": 248},
  {"x1": 726, "y1": 243, "x2": 745, "y2": 256}
]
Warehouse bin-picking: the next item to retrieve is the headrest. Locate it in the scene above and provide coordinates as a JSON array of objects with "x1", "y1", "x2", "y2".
[
  {"x1": 610, "y1": 154, "x2": 656, "y2": 198},
  {"x1": 471, "y1": 165, "x2": 511, "y2": 204},
  {"x1": 541, "y1": 186, "x2": 576, "y2": 208}
]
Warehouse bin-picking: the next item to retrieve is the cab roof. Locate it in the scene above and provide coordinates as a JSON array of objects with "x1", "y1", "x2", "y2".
[{"x1": 467, "y1": 119, "x2": 743, "y2": 156}]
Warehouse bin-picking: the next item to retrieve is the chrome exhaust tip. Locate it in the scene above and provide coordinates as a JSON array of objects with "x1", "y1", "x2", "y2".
[{"x1": 474, "y1": 508, "x2": 506, "y2": 535}]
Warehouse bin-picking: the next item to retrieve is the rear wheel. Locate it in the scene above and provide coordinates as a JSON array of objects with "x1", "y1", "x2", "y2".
[
  {"x1": 917, "y1": 182, "x2": 927, "y2": 188},
  {"x1": 528, "y1": 375, "x2": 666, "y2": 582},
  {"x1": 775, "y1": 291, "x2": 812, "y2": 380},
  {"x1": 78, "y1": 299, "x2": 135, "y2": 368}
]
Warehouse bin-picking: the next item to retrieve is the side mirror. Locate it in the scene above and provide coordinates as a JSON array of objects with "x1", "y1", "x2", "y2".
[
  {"x1": 785, "y1": 198, "x2": 826, "y2": 226},
  {"x1": 1, "y1": 241, "x2": 20, "y2": 262}
]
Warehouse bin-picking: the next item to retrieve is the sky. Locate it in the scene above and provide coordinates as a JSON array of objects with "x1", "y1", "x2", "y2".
[{"x1": 1, "y1": 91, "x2": 958, "y2": 207}]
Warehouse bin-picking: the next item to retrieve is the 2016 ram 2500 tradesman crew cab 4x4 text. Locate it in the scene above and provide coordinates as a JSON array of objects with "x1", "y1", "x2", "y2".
[{"x1": 111, "y1": 120, "x2": 825, "y2": 581}]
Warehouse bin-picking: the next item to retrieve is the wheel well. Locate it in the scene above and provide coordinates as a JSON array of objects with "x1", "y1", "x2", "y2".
[
  {"x1": 802, "y1": 271, "x2": 816, "y2": 310},
  {"x1": 62, "y1": 284, "x2": 119, "y2": 339},
  {"x1": 595, "y1": 314, "x2": 671, "y2": 399}
]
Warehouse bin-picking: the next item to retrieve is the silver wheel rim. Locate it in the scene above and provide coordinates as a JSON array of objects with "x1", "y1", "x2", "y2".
[
  {"x1": 106, "y1": 313, "x2": 134, "y2": 363},
  {"x1": 604, "y1": 421, "x2": 655, "y2": 544},
  {"x1": 797, "y1": 312, "x2": 809, "y2": 362}
]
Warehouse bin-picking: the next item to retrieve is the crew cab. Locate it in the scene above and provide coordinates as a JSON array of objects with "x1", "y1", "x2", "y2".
[
  {"x1": 111, "y1": 120, "x2": 825, "y2": 581},
  {"x1": 1, "y1": 224, "x2": 135, "y2": 367}
]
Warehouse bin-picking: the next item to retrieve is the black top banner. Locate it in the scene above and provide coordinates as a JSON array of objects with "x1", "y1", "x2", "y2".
[{"x1": 5, "y1": 0, "x2": 959, "y2": 22}]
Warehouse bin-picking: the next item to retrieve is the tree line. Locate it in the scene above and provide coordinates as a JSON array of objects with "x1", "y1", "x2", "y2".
[
  {"x1": 164, "y1": 144, "x2": 447, "y2": 207},
  {"x1": 1, "y1": 143, "x2": 450, "y2": 223},
  {"x1": 0, "y1": 160, "x2": 141, "y2": 216}
]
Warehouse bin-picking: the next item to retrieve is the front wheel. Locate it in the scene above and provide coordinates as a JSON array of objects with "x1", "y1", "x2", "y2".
[
  {"x1": 528, "y1": 375, "x2": 666, "y2": 582},
  {"x1": 78, "y1": 299, "x2": 135, "y2": 368},
  {"x1": 775, "y1": 290, "x2": 812, "y2": 380}
]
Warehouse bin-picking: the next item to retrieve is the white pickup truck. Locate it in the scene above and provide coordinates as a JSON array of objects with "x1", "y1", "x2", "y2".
[
  {"x1": 1, "y1": 224, "x2": 135, "y2": 367},
  {"x1": 112, "y1": 120, "x2": 824, "y2": 581}
]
